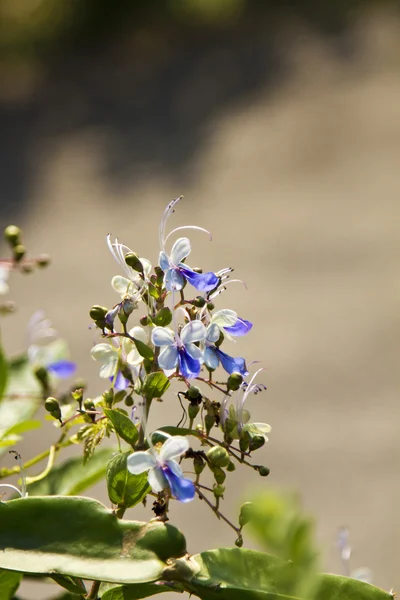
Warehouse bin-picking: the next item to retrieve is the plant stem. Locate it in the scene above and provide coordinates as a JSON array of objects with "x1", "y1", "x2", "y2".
[
  {"x1": 195, "y1": 487, "x2": 240, "y2": 536},
  {"x1": 87, "y1": 580, "x2": 101, "y2": 599},
  {"x1": 0, "y1": 438, "x2": 72, "y2": 479}
]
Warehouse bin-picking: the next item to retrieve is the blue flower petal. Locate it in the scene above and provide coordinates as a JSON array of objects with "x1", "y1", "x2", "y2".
[
  {"x1": 178, "y1": 347, "x2": 201, "y2": 379},
  {"x1": 179, "y1": 266, "x2": 218, "y2": 292},
  {"x1": 216, "y1": 349, "x2": 248, "y2": 376},
  {"x1": 165, "y1": 268, "x2": 185, "y2": 292},
  {"x1": 47, "y1": 360, "x2": 76, "y2": 378},
  {"x1": 163, "y1": 465, "x2": 195, "y2": 503},
  {"x1": 224, "y1": 317, "x2": 253, "y2": 336},
  {"x1": 110, "y1": 371, "x2": 130, "y2": 390}
]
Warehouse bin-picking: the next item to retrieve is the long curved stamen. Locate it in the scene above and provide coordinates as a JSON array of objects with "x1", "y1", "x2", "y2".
[
  {"x1": 164, "y1": 225, "x2": 212, "y2": 246},
  {"x1": 0, "y1": 484, "x2": 24, "y2": 498},
  {"x1": 9, "y1": 450, "x2": 27, "y2": 497},
  {"x1": 159, "y1": 196, "x2": 182, "y2": 250},
  {"x1": 237, "y1": 368, "x2": 265, "y2": 425},
  {"x1": 208, "y1": 279, "x2": 247, "y2": 301}
]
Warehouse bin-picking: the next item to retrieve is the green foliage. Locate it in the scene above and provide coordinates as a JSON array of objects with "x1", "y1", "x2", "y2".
[
  {"x1": 101, "y1": 582, "x2": 178, "y2": 599},
  {"x1": 141, "y1": 372, "x2": 170, "y2": 400},
  {"x1": 77, "y1": 419, "x2": 112, "y2": 463},
  {"x1": 0, "y1": 567, "x2": 22, "y2": 600},
  {"x1": 27, "y1": 447, "x2": 115, "y2": 496},
  {"x1": 106, "y1": 451, "x2": 150, "y2": 508},
  {"x1": 317, "y1": 574, "x2": 393, "y2": 600},
  {"x1": 0, "y1": 496, "x2": 187, "y2": 583},
  {"x1": 0, "y1": 398, "x2": 38, "y2": 458},
  {"x1": 50, "y1": 574, "x2": 86, "y2": 595},
  {"x1": 132, "y1": 338, "x2": 154, "y2": 361},
  {"x1": 104, "y1": 409, "x2": 139, "y2": 446}
]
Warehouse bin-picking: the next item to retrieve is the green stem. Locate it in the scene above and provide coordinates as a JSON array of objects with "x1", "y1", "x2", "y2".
[
  {"x1": 0, "y1": 438, "x2": 72, "y2": 479},
  {"x1": 195, "y1": 487, "x2": 240, "y2": 536}
]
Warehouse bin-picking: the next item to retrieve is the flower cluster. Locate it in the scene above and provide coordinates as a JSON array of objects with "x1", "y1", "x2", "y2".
[{"x1": 89, "y1": 197, "x2": 270, "y2": 509}]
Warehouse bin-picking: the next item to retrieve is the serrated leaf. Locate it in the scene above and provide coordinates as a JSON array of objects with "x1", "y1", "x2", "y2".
[
  {"x1": 142, "y1": 372, "x2": 170, "y2": 400},
  {"x1": 153, "y1": 308, "x2": 172, "y2": 327},
  {"x1": 27, "y1": 447, "x2": 116, "y2": 496},
  {"x1": 0, "y1": 568, "x2": 22, "y2": 599},
  {"x1": 0, "y1": 496, "x2": 187, "y2": 583},
  {"x1": 0, "y1": 344, "x2": 8, "y2": 400},
  {"x1": 78, "y1": 419, "x2": 111, "y2": 463},
  {"x1": 104, "y1": 409, "x2": 138, "y2": 447},
  {"x1": 106, "y1": 451, "x2": 150, "y2": 508},
  {"x1": 132, "y1": 338, "x2": 154, "y2": 361},
  {"x1": 101, "y1": 582, "x2": 178, "y2": 599}
]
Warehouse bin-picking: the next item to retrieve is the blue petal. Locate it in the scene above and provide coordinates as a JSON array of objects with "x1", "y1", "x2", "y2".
[
  {"x1": 165, "y1": 268, "x2": 185, "y2": 291},
  {"x1": 178, "y1": 348, "x2": 201, "y2": 379},
  {"x1": 224, "y1": 317, "x2": 253, "y2": 336},
  {"x1": 179, "y1": 266, "x2": 218, "y2": 292},
  {"x1": 110, "y1": 371, "x2": 130, "y2": 390},
  {"x1": 47, "y1": 360, "x2": 76, "y2": 378},
  {"x1": 105, "y1": 305, "x2": 119, "y2": 329},
  {"x1": 216, "y1": 349, "x2": 248, "y2": 376},
  {"x1": 163, "y1": 465, "x2": 195, "y2": 503}
]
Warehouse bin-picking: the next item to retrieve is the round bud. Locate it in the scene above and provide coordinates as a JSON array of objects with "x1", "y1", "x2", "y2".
[
  {"x1": 249, "y1": 435, "x2": 265, "y2": 452},
  {"x1": 207, "y1": 302, "x2": 215, "y2": 311},
  {"x1": 227, "y1": 372, "x2": 243, "y2": 391},
  {"x1": 226, "y1": 461, "x2": 236, "y2": 472},
  {"x1": 257, "y1": 466, "x2": 270, "y2": 477},
  {"x1": 235, "y1": 536, "x2": 244, "y2": 548},
  {"x1": 4, "y1": 225, "x2": 21, "y2": 246},
  {"x1": 34, "y1": 365, "x2": 49, "y2": 384},
  {"x1": 121, "y1": 297, "x2": 135, "y2": 316},
  {"x1": 207, "y1": 446, "x2": 230, "y2": 468},
  {"x1": 212, "y1": 466, "x2": 226, "y2": 485},
  {"x1": 187, "y1": 386, "x2": 202, "y2": 401},
  {"x1": 239, "y1": 502, "x2": 253, "y2": 528},
  {"x1": 124, "y1": 395, "x2": 134, "y2": 407},
  {"x1": 89, "y1": 305, "x2": 108, "y2": 321},
  {"x1": 193, "y1": 296, "x2": 206, "y2": 308},
  {"x1": 45, "y1": 397, "x2": 59, "y2": 413},
  {"x1": 103, "y1": 388, "x2": 114, "y2": 407},
  {"x1": 125, "y1": 252, "x2": 143, "y2": 273},
  {"x1": 140, "y1": 315, "x2": 149, "y2": 326},
  {"x1": 213, "y1": 484, "x2": 225, "y2": 499},
  {"x1": 36, "y1": 253, "x2": 51, "y2": 268},
  {"x1": 84, "y1": 399, "x2": 95, "y2": 411},
  {"x1": 13, "y1": 244, "x2": 26, "y2": 262},
  {"x1": 193, "y1": 455, "x2": 205, "y2": 475},
  {"x1": 71, "y1": 388, "x2": 83, "y2": 403}
]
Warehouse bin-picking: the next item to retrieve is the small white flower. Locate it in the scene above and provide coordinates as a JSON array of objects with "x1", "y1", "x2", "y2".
[{"x1": 107, "y1": 235, "x2": 151, "y2": 301}]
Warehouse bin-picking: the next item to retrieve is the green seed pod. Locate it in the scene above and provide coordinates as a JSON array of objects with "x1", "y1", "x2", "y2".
[
  {"x1": 84, "y1": 399, "x2": 95, "y2": 411},
  {"x1": 226, "y1": 461, "x2": 236, "y2": 472},
  {"x1": 207, "y1": 302, "x2": 215, "y2": 311},
  {"x1": 13, "y1": 244, "x2": 26, "y2": 262},
  {"x1": 71, "y1": 387, "x2": 83, "y2": 404},
  {"x1": 212, "y1": 466, "x2": 226, "y2": 485},
  {"x1": 193, "y1": 455, "x2": 205, "y2": 475},
  {"x1": 4, "y1": 225, "x2": 22, "y2": 246},
  {"x1": 207, "y1": 446, "x2": 230, "y2": 468},
  {"x1": 227, "y1": 372, "x2": 243, "y2": 391},
  {"x1": 36, "y1": 253, "x2": 51, "y2": 268},
  {"x1": 249, "y1": 435, "x2": 265, "y2": 452},
  {"x1": 239, "y1": 502, "x2": 253, "y2": 528},
  {"x1": 45, "y1": 397, "x2": 60, "y2": 413},
  {"x1": 34, "y1": 365, "x2": 49, "y2": 387},
  {"x1": 235, "y1": 536, "x2": 243, "y2": 548},
  {"x1": 257, "y1": 466, "x2": 270, "y2": 477},
  {"x1": 187, "y1": 385, "x2": 202, "y2": 401},
  {"x1": 204, "y1": 413, "x2": 216, "y2": 435},
  {"x1": 140, "y1": 315, "x2": 149, "y2": 326},
  {"x1": 239, "y1": 431, "x2": 250, "y2": 453},
  {"x1": 89, "y1": 305, "x2": 108, "y2": 321},
  {"x1": 213, "y1": 484, "x2": 225, "y2": 499},
  {"x1": 192, "y1": 296, "x2": 206, "y2": 308},
  {"x1": 125, "y1": 252, "x2": 143, "y2": 273},
  {"x1": 188, "y1": 403, "x2": 200, "y2": 421},
  {"x1": 124, "y1": 395, "x2": 134, "y2": 407}
]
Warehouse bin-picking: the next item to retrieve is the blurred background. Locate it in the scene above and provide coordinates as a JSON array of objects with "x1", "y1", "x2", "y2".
[{"x1": 0, "y1": 1, "x2": 400, "y2": 598}]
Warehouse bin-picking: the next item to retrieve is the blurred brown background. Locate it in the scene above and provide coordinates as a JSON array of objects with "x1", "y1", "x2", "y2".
[{"x1": 0, "y1": 1, "x2": 399, "y2": 598}]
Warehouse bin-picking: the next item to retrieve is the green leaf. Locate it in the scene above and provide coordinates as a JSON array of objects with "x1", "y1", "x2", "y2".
[
  {"x1": 132, "y1": 338, "x2": 154, "y2": 361},
  {"x1": 6, "y1": 419, "x2": 41, "y2": 435},
  {"x1": 317, "y1": 573, "x2": 393, "y2": 600},
  {"x1": 0, "y1": 568, "x2": 22, "y2": 599},
  {"x1": 106, "y1": 451, "x2": 150, "y2": 508},
  {"x1": 50, "y1": 574, "x2": 86, "y2": 595},
  {"x1": 101, "y1": 582, "x2": 178, "y2": 599},
  {"x1": 0, "y1": 344, "x2": 8, "y2": 400},
  {"x1": 0, "y1": 496, "x2": 187, "y2": 583},
  {"x1": 4, "y1": 354, "x2": 41, "y2": 396},
  {"x1": 142, "y1": 372, "x2": 170, "y2": 400},
  {"x1": 27, "y1": 447, "x2": 116, "y2": 496},
  {"x1": 153, "y1": 308, "x2": 172, "y2": 327},
  {"x1": 0, "y1": 399, "x2": 38, "y2": 458},
  {"x1": 148, "y1": 283, "x2": 161, "y2": 302},
  {"x1": 104, "y1": 409, "x2": 138, "y2": 447}
]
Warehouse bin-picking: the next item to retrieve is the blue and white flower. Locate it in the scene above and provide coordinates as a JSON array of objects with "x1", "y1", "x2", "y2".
[
  {"x1": 107, "y1": 235, "x2": 151, "y2": 304},
  {"x1": 152, "y1": 320, "x2": 206, "y2": 379},
  {"x1": 90, "y1": 326, "x2": 147, "y2": 390},
  {"x1": 127, "y1": 434, "x2": 195, "y2": 502},
  {"x1": 27, "y1": 311, "x2": 76, "y2": 378},
  {"x1": 158, "y1": 197, "x2": 218, "y2": 292},
  {"x1": 203, "y1": 311, "x2": 248, "y2": 376},
  {"x1": 207, "y1": 308, "x2": 252, "y2": 341}
]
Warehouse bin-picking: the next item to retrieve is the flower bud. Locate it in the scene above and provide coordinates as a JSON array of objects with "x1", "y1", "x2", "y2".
[
  {"x1": 34, "y1": 365, "x2": 49, "y2": 388},
  {"x1": 193, "y1": 455, "x2": 205, "y2": 475},
  {"x1": 235, "y1": 535, "x2": 243, "y2": 548},
  {"x1": 226, "y1": 461, "x2": 236, "y2": 472},
  {"x1": 187, "y1": 386, "x2": 202, "y2": 402},
  {"x1": 125, "y1": 395, "x2": 134, "y2": 407},
  {"x1": 239, "y1": 431, "x2": 250, "y2": 452},
  {"x1": 212, "y1": 466, "x2": 226, "y2": 485},
  {"x1": 125, "y1": 252, "x2": 143, "y2": 273},
  {"x1": 204, "y1": 413, "x2": 216, "y2": 435},
  {"x1": 257, "y1": 466, "x2": 270, "y2": 477},
  {"x1": 207, "y1": 446, "x2": 230, "y2": 468},
  {"x1": 45, "y1": 397, "x2": 62, "y2": 421},
  {"x1": 103, "y1": 388, "x2": 114, "y2": 407},
  {"x1": 71, "y1": 387, "x2": 83, "y2": 410},
  {"x1": 140, "y1": 315, "x2": 149, "y2": 326},
  {"x1": 84, "y1": 399, "x2": 95, "y2": 411},
  {"x1": 188, "y1": 403, "x2": 200, "y2": 421},
  {"x1": 4, "y1": 225, "x2": 21, "y2": 246},
  {"x1": 227, "y1": 372, "x2": 243, "y2": 391},
  {"x1": 239, "y1": 502, "x2": 253, "y2": 528},
  {"x1": 89, "y1": 305, "x2": 108, "y2": 321},
  {"x1": 207, "y1": 302, "x2": 215, "y2": 311},
  {"x1": 121, "y1": 297, "x2": 136, "y2": 317},
  {"x1": 249, "y1": 435, "x2": 265, "y2": 452},
  {"x1": 36, "y1": 253, "x2": 51, "y2": 268},
  {"x1": 13, "y1": 244, "x2": 26, "y2": 262},
  {"x1": 155, "y1": 266, "x2": 164, "y2": 286},
  {"x1": 213, "y1": 484, "x2": 225, "y2": 499},
  {"x1": 192, "y1": 296, "x2": 206, "y2": 308}
]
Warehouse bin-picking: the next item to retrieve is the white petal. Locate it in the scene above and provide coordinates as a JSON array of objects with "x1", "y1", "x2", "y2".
[
  {"x1": 204, "y1": 346, "x2": 219, "y2": 370},
  {"x1": 126, "y1": 346, "x2": 143, "y2": 366},
  {"x1": 140, "y1": 258, "x2": 152, "y2": 277},
  {"x1": 112, "y1": 275, "x2": 132, "y2": 295},
  {"x1": 148, "y1": 467, "x2": 168, "y2": 493},
  {"x1": 170, "y1": 237, "x2": 191, "y2": 265},
  {"x1": 158, "y1": 345, "x2": 179, "y2": 370},
  {"x1": 90, "y1": 344, "x2": 117, "y2": 362},
  {"x1": 160, "y1": 435, "x2": 189, "y2": 462},
  {"x1": 127, "y1": 451, "x2": 157, "y2": 474},
  {"x1": 129, "y1": 326, "x2": 148, "y2": 344},
  {"x1": 152, "y1": 326, "x2": 175, "y2": 347},
  {"x1": 252, "y1": 422, "x2": 272, "y2": 434},
  {"x1": 185, "y1": 343, "x2": 203, "y2": 361},
  {"x1": 99, "y1": 357, "x2": 118, "y2": 379},
  {"x1": 165, "y1": 459, "x2": 183, "y2": 478},
  {"x1": 181, "y1": 320, "x2": 206, "y2": 344},
  {"x1": 165, "y1": 269, "x2": 184, "y2": 291},
  {"x1": 159, "y1": 251, "x2": 170, "y2": 271},
  {"x1": 211, "y1": 309, "x2": 237, "y2": 327},
  {"x1": 206, "y1": 323, "x2": 220, "y2": 343}
]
